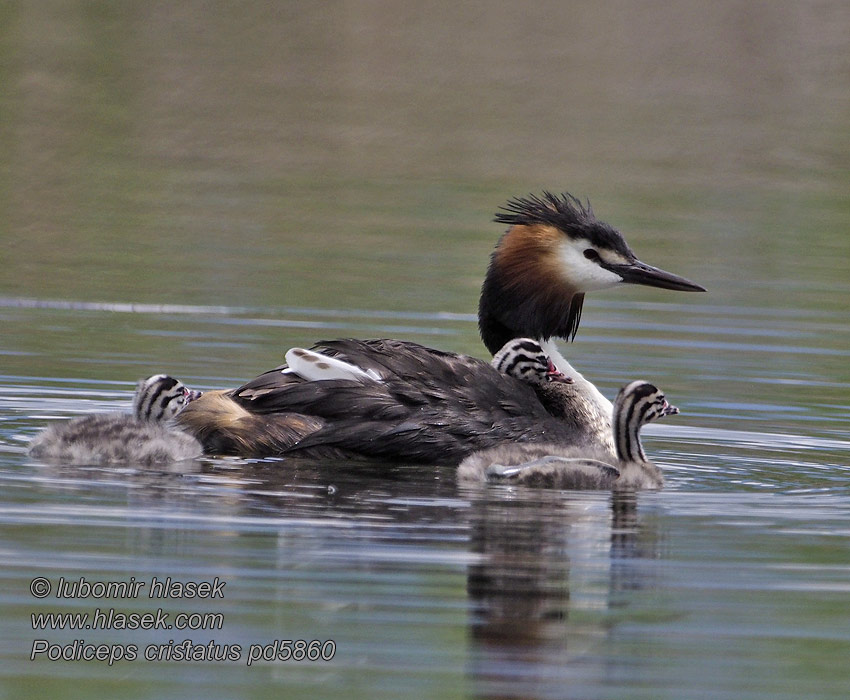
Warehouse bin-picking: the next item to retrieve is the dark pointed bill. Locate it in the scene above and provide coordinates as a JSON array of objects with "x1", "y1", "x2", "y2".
[{"x1": 607, "y1": 260, "x2": 706, "y2": 292}]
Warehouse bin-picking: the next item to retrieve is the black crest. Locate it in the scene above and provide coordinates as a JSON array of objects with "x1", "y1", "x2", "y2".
[
  {"x1": 495, "y1": 191, "x2": 594, "y2": 228},
  {"x1": 494, "y1": 191, "x2": 633, "y2": 256}
]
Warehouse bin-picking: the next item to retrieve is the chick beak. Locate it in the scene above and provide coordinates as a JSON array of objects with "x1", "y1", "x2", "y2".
[
  {"x1": 662, "y1": 400, "x2": 680, "y2": 416},
  {"x1": 546, "y1": 360, "x2": 573, "y2": 384}
]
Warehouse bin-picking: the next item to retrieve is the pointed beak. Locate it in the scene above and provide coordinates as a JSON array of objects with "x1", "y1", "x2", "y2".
[
  {"x1": 547, "y1": 370, "x2": 574, "y2": 384},
  {"x1": 608, "y1": 260, "x2": 706, "y2": 292},
  {"x1": 662, "y1": 400, "x2": 679, "y2": 417}
]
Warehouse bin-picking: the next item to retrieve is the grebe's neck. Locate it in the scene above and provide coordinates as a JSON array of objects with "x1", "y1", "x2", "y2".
[{"x1": 612, "y1": 389, "x2": 648, "y2": 464}]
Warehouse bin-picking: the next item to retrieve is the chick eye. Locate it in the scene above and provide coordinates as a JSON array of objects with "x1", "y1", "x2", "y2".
[{"x1": 583, "y1": 249, "x2": 601, "y2": 262}]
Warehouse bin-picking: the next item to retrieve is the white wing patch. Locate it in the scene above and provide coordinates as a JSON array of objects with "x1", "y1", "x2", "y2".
[{"x1": 284, "y1": 348, "x2": 382, "y2": 383}]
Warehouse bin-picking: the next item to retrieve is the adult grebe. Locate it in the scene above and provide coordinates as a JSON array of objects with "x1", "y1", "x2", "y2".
[
  {"x1": 458, "y1": 379, "x2": 679, "y2": 490},
  {"x1": 29, "y1": 375, "x2": 203, "y2": 465},
  {"x1": 177, "y1": 192, "x2": 703, "y2": 463}
]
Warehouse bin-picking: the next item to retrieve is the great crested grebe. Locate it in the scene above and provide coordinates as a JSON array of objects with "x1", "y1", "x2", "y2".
[
  {"x1": 177, "y1": 192, "x2": 703, "y2": 464},
  {"x1": 29, "y1": 375, "x2": 203, "y2": 465},
  {"x1": 458, "y1": 378, "x2": 679, "y2": 490}
]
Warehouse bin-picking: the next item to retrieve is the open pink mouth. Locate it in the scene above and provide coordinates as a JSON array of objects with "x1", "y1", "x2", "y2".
[{"x1": 546, "y1": 359, "x2": 573, "y2": 384}]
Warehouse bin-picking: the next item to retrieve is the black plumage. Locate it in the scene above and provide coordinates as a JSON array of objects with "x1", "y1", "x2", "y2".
[{"x1": 219, "y1": 339, "x2": 590, "y2": 465}]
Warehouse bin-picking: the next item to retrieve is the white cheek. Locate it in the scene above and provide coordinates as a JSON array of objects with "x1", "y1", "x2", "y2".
[{"x1": 557, "y1": 240, "x2": 623, "y2": 291}]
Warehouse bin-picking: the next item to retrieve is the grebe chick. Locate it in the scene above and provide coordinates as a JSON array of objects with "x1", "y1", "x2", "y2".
[
  {"x1": 457, "y1": 380, "x2": 679, "y2": 490},
  {"x1": 178, "y1": 192, "x2": 703, "y2": 463},
  {"x1": 29, "y1": 375, "x2": 203, "y2": 465},
  {"x1": 490, "y1": 338, "x2": 614, "y2": 452}
]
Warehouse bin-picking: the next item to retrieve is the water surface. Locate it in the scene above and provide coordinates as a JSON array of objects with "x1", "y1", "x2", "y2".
[{"x1": 2, "y1": 2, "x2": 850, "y2": 699}]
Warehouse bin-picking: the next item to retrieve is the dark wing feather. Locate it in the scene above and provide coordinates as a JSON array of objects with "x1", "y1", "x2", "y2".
[{"x1": 227, "y1": 338, "x2": 576, "y2": 465}]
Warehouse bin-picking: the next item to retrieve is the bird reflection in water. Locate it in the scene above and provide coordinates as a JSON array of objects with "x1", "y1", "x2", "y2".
[{"x1": 464, "y1": 490, "x2": 662, "y2": 691}]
